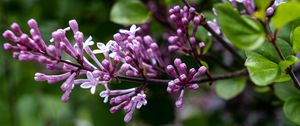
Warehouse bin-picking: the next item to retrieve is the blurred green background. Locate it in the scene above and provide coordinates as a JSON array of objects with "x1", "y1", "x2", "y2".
[{"x1": 1, "y1": 0, "x2": 299, "y2": 126}]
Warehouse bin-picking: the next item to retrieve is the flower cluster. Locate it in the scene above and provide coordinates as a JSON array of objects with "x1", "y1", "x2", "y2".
[
  {"x1": 2, "y1": 19, "x2": 98, "y2": 102},
  {"x1": 100, "y1": 88, "x2": 147, "y2": 122},
  {"x1": 166, "y1": 58, "x2": 207, "y2": 108},
  {"x1": 2, "y1": 19, "x2": 163, "y2": 122},
  {"x1": 110, "y1": 25, "x2": 165, "y2": 78},
  {"x1": 2, "y1": 3, "x2": 217, "y2": 122},
  {"x1": 168, "y1": 5, "x2": 205, "y2": 56}
]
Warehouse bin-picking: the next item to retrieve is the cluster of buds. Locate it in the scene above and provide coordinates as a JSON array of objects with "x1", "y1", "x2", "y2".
[
  {"x1": 110, "y1": 25, "x2": 164, "y2": 78},
  {"x1": 166, "y1": 58, "x2": 207, "y2": 108},
  {"x1": 2, "y1": 19, "x2": 99, "y2": 102},
  {"x1": 168, "y1": 5, "x2": 205, "y2": 56},
  {"x1": 100, "y1": 88, "x2": 147, "y2": 122}
]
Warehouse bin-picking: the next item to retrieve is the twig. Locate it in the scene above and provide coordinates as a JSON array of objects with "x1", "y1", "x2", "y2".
[
  {"x1": 179, "y1": 0, "x2": 244, "y2": 63},
  {"x1": 262, "y1": 20, "x2": 300, "y2": 89},
  {"x1": 201, "y1": 22, "x2": 244, "y2": 64},
  {"x1": 117, "y1": 69, "x2": 247, "y2": 84}
]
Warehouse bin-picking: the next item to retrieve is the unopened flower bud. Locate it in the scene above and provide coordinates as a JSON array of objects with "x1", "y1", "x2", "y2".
[{"x1": 69, "y1": 19, "x2": 78, "y2": 33}]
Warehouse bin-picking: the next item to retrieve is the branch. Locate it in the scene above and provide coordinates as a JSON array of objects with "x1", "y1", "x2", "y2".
[
  {"x1": 201, "y1": 21, "x2": 244, "y2": 64},
  {"x1": 262, "y1": 20, "x2": 300, "y2": 89},
  {"x1": 179, "y1": 0, "x2": 244, "y2": 64},
  {"x1": 117, "y1": 69, "x2": 247, "y2": 85}
]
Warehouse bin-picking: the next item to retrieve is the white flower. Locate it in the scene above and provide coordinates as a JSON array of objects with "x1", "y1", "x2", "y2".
[
  {"x1": 119, "y1": 25, "x2": 141, "y2": 36},
  {"x1": 93, "y1": 40, "x2": 116, "y2": 54},
  {"x1": 274, "y1": 0, "x2": 285, "y2": 6},
  {"x1": 80, "y1": 71, "x2": 98, "y2": 94},
  {"x1": 99, "y1": 90, "x2": 109, "y2": 103},
  {"x1": 229, "y1": 0, "x2": 246, "y2": 3},
  {"x1": 83, "y1": 36, "x2": 94, "y2": 48},
  {"x1": 132, "y1": 92, "x2": 147, "y2": 109}
]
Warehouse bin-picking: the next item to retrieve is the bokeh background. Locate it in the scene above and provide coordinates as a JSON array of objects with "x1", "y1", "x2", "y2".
[{"x1": 0, "y1": 0, "x2": 299, "y2": 126}]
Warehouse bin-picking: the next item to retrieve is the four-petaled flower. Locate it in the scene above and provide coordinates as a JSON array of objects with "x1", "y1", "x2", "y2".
[
  {"x1": 83, "y1": 36, "x2": 94, "y2": 48},
  {"x1": 119, "y1": 25, "x2": 141, "y2": 36},
  {"x1": 93, "y1": 40, "x2": 116, "y2": 54},
  {"x1": 99, "y1": 88, "x2": 110, "y2": 103},
  {"x1": 80, "y1": 71, "x2": 98, "y2": 94},
  {"x1": 132, "y1": 92, "x2": 147, "y2": 109}
]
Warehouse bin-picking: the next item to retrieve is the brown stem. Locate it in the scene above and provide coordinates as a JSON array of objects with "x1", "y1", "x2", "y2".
[
  {"x1": 179, "y1": 0, "x2": 244, "y2": 64},
  {"x1": 262, "y1": 21, "x2": 300, "y2": 89},
  {"x1": 201, "y1": 22, "x2": 244, "y2": 64},
  {"x1": 117, "y1": 69, "x2": 247, "y2": 84}
]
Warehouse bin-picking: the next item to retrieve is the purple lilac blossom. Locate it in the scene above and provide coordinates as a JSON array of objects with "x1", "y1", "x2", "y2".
[
  {"x1": 3, "y1": 19, "x2": 101, "y2": 102},
  {"x1": 168, "y1": 5, "x2": 205, "y2": 55},
  {"x1": 100, "y1": 88, "x2": 147, "y2": 122},
  {"x1": 109, "y1": 25, "x2": 165, "y2": 78},
  {"x1": 2, "y1": 19, "x2": 165, "y2": 122},
  {"x1": 166, "y1": 58, "x2": 207, "y2": 108}
]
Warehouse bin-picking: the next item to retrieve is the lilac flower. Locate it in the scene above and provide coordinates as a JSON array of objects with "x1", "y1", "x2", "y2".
[
  {"x1": 111, "y1": 25, "x2": 164, "y2": 77},
  {"x1": 166, "y1": 58, "x2": 207, "y2": 108},
  {"x1": 207, "y1": 19, "x2": 221, "y2": 36},
  {"x1": 83, "y1": 36, "x2": 95, "y2": 48},
  {"x1": 80, "y1": 71, "x2": 100, "y2": 94},
  {"x1": 93, "y1": 40, "x2": 116, "y2": 54},
  {"x1": 167, "y1": 5, "x2": 206, "y2": 56},
  {"x1": 119, "y1": 25, "x2": 141, "y2": 36},
  {"x1": 83, "y1": 36, "x2": 104, "y2": 70}
]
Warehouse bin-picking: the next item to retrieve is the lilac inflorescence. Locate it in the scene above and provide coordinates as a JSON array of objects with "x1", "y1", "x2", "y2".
[
  {"x1": 167, "y1": 5, "x2": 205, "y2": 55},
  {"x1": 166, "y1": 58, "x2": 207, "y2": 108},
  {"x1": 100, "y1": 88, "x2": 147, "y2": 122},
  {"x1": 2, "y1": 19, "x2": 163, "y2": 122},
  {"x1": 3, "y1": 19, "x2": 101, "y2": 102},
  {"x1": 109, "y1": 25, "x2": 165, "y2": 78}
]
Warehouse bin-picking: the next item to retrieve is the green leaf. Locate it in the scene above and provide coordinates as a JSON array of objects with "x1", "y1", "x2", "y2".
[
  {"x1": 214, "y1": 3, "x2": 265, "y2": 50},
  {"x1": 245, "y1": 52, "x2": 280, "y2": 86},
  {"x1": 279, "y1": 55, "x2": 300, "y2": 71},
  {"x1": 283, "y1": 97, "x2": 300, "y2": 125},
  {"x1": 254, "y1": 86, "x2": 271, "y2": 93},
  {"x1": 255, "y1": 38, "x2": 294, "y2": 63},
  {"x1": 254, "y1": 0, "x2": 270, "y2": 19},
  {"x1": 110, "y1": 0, "x2": 150, "y2": 25},
  {"x1": 274, "y1": 72, "x2": 291, "y2": 82},
  {"x1": 274, "y1": 81, "x2": 300, "y2": 101},
  {"x1": 215, "y1": 78, "x2": 246, "y2": 100},
  {"x1": 292, "y1": 26, "x2": 300, "y2": 53},
  {"x1": 271, "y1": 2, "x2": 300, "y2": 29}
]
